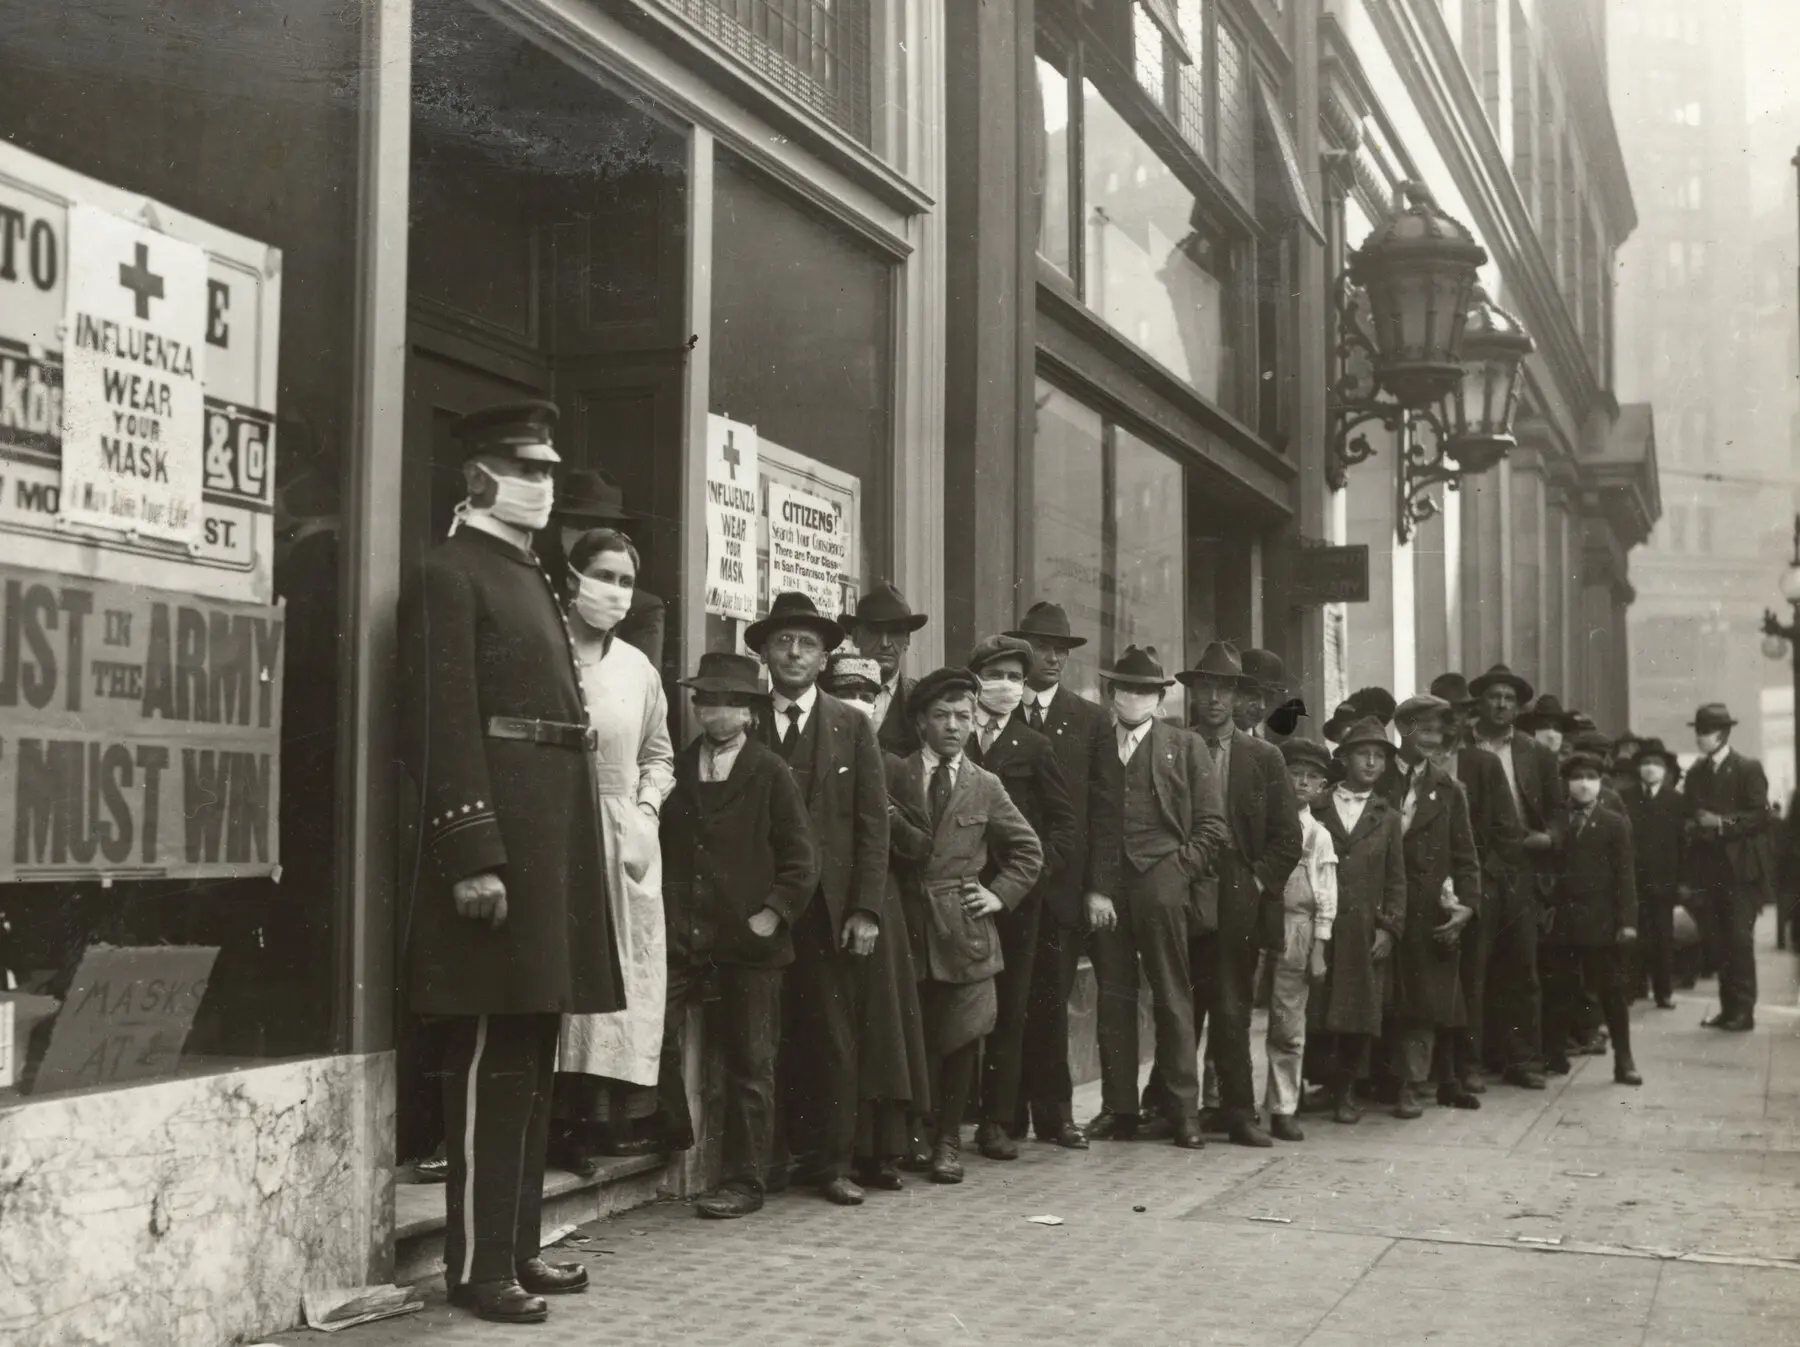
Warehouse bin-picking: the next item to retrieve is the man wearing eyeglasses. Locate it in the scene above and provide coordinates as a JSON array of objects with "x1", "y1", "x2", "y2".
[{"x1": 750, "y1": 591, "x2": 892, "y2": 1208}]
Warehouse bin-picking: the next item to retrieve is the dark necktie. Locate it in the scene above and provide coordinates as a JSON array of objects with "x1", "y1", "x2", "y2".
[
  {"x1": 1028, "y1": 699, "x2": 1045, "y2": 732},
  {"x1": 929, "y1": 759, "x2": 953, "y2": 827},
  {"x1": 781, "y1": 704, "x2": 801, "y2": 755},
  {"x1": 1205, "y1": 737, "x2": 1223, "y2": 764}
]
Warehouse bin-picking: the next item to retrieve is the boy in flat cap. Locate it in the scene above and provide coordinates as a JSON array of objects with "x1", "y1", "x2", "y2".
[
  {"x1": 397, "y1": 400, "x2": 614, "y2": 1323},
  {"x1": 887, "y1": 667, "x2": 1044, "y2": 1183}
]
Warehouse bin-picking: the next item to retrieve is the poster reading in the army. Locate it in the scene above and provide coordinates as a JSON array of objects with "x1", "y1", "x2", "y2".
[
  {"x1": 0, "y1": 141, "x2": 282, "y2": 604},
  {"x1": 0, "y1": 562, "x2": 284, "y2": 882},
  {"x1": 58, "y1": 204, "x2": 209, "y2": 545},
  {"x1": 703, "y1": 413, "x2": 760, "y2": 621}
]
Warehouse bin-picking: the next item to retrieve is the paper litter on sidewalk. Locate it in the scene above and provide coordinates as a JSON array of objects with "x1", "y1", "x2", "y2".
[
  {"x1": 1247, "y1": 1216, "x2": 1293, "y2": 1225},
  {"x1": 1025, "y1": 1214, "x2": 1064, "y2": 1226},
  {"x1": 301, "y1": 1285, "x2": 425, "y2": 1332},
  {"x1": 1516, "y1": 1235, "x2": 1564, "y2": 1247}
]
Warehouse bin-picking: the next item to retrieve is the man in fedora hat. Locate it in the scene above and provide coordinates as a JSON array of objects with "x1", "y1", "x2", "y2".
[
  {"x1": 547, "y1": 467, "x2": 664, "y2": 667},
  {"x1": 1518, "y1": 695, "x2": 1574, "y2": 758},
  {"x1": 1426, "y1": 671, "x2": 1522, "y2": 1100},
  {"x1": 1240, "y1": 648, "x2": 1303, "y2": 744},
  {"x1": 748, "y1": 592, "x2": 893, "y2": 1205},
  {"x1": 1468, "y1": 663, "x2": 1562, "y2": 1089},
  {"x1": 1006, "y1": 601, "x2": 1122, "y2": 1149},
  {"x1": 1682, "y1": 703, "x2": 1771, "y2": 1031},
  {"x1": 656, "y1": 652, "x2": 819, "y2": 1219},
  {"x1": 1166, "y1": 641, "x2": 1302, "y2": 1148},
  {"x1": 848, "y1": 581, "x2": 930, "y2": 756},
  {"x1": 1623, "y1": 738, "x2": 1685, "y2": 1010},
  {"x1": 1085, "y1": 647, "x2": 1229, "y2": 1150},
  {"x1": 962, "y1": 635, "x2": 1077, "y2": 1161},
  {"x1": 398, "y1": 399, "x2": 614, "y2": 1323},
  {"x1": 1379, "y1": 695, "x2": 1480, "y2": 1118}
]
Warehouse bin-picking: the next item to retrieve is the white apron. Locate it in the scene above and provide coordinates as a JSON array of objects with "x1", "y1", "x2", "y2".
[{"x1": 556, "y1": 635, "x2": 675, "y2": 1086}]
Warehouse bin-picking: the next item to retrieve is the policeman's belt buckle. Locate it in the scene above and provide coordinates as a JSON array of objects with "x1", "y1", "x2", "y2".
[{"x1": 485, "y1": 715, "x2": 594, "y2": 750}]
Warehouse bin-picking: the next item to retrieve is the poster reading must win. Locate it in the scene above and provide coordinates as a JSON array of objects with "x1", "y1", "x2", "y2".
[{"x1": 0, "y1": 562, "x2": 283, "y2": 881}]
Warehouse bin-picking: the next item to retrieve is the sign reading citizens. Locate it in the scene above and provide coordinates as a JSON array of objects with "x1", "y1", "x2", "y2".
[{"x1": 0, "y1": 562, "x2": 284, "y2": 882}]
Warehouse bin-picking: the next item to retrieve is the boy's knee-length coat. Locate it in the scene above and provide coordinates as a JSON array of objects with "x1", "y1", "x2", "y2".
[
  {"x1": 1383, "y1": 761, "x2": 1483, "y2": 1027},
  {"x1": 1311, "y1": 793, "x2": 1407, "y2": 1036}
]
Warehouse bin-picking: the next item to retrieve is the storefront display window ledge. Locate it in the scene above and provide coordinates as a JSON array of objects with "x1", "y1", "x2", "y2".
[{"x1": 395, "y1": 1154, "x2": 668, "y2": 1285}]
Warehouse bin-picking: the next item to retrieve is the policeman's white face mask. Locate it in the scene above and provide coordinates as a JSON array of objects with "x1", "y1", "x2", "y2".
[
  {"x1": 978, "y1": 677, "x2": 1025, "y2": 718},
  {"x1": 572, "y1": 572, "x2": 632, "y2": 632},
  {"x1": 474, "y1": 463, "x2": 555, "y2": 531},
  {"x1": 1112, "y1": 690, "x2": 1161, "y2": 727},
  {"x1": 1567, "y1": 777, "x2": 1602, "y2": 807}
]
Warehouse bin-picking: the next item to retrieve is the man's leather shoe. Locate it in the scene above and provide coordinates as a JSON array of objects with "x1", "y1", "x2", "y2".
[
  {"x1": 1436, "y1": 1082, "x2": 1481, "y2": 1110},
  {"x1": 1269, "y1": 1114, "x2": 1304, "y2": 1143},
  {"x1": 1573, "y1": 1034, "x2": 1607, "y2": 1056},
  {"x1": 1392, "y1": 1086, "x2": 1423, "y2": 1120},
  {"x1": 1196, "y1": 1107, "x2": 1227, "y2": 1135},
  {"x1": 697, "y1": 1184, "x2": 765, "y2": 1219},
  {"x1": 1544, "y1": 1056, "x2": 1571, "y2": 1076},
  {"x1": 447, "y1": 1279, "x2": 549, "y2": 1324},
  {"x1": 1086, "y1": 1110, "x2": 1139, "y2": 1141},
  {"x1": 412, "y1": 1154, "x2": 449, "y2": 1183},
  {"x1": 1708, "y1": 1013, "x2": 1755, "y2": 1032},
  {"x1": 898, "y1": 1141, "x2": 932, "y2": 1173},
  {"x1": 819, "y1": 1176, "x2": 865, "y2": 1206},
  {"x1": 854, "y1": 1161, "x2": 904, "y2": 1191},
  {"x1": 1228, "y1": 1116, "x2": 1275, "y2": 1147},
  {"x1": 546, "y1": 1138, "x2": 602, "y2": 1178},
  {"x1": 515, "y1": 1257, "x2": 588, "y2": 1294},
  {"x1": 1613, "y1": 1058, "x2": 1643, "y2": 1087},
  {"x1": 1135, "y1": 1114, "x2": 1176, "y2": 1142},
  {"x1": 1047, "y1": 1119, "x2": 1089, "y2": 1150},
  {"x1": 929, "y1": 1138, "x2": 964, "y2": 1184},
  {"x1": 1459, "y1": 1074, "x2": 1487, "y2": 1096},
  {"x1": 1502, "y1": 1066, "x2": 1547, "y2": 1090},
  {"x1": 1331, "y1": 1092, "x2": 1362, "y2": 1125},
  {"x1": 975, "y1": 1123, "x2": 1019, "y2": 1161},
  {"x1": 1173, "y1": 1115, "x2": 1206, "y2": 1149}
]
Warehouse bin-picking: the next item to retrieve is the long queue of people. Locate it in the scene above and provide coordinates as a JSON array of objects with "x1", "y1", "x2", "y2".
[{"x1": 399, "y1": 401, "x2": 1771, "y2": 1326}]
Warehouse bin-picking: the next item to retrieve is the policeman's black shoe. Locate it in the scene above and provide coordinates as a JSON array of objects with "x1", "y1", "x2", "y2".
[
  {"x1": 1173, "y1": 1115, "x2": 1206, "y2": 1149},
  {"x1": 1436, "y1": 1082, "x2": 1481, "y2": 1110},
  {"x1": 1613, "y1": 1058, "x2": 1643, "y2": 1087},
  {"x1": 1228, "y1": 1116, "x2": 1275, "y2": 1147},
  {"x1": 515, "y1": 1257, "x2": 589, "y2": 1295},
  {"x1": 1269, "y1": 1114, "x2": 1305, "y2": 1143},
  {"x1": 448, "y1": 1278, "x2": 549, "y2": 1324},
  {"x1": 819, "y1": 1176, "x2": 866, "y2": 1206},
  {"x1": 1501, "y1": 1066, "x2": 1547, "y2": 1090},
  {"x1": 697, "y1": 1183, "x2": 765, "y2": 1219},
  {"x1": 975, "y1": 1122, "x2": 1020, "y2": 1161},
  {"x1": 1085, "y1": 1110, "x2": 1139, "y2": 1141}
]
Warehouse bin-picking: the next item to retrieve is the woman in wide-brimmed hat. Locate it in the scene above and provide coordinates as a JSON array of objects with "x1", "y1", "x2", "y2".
[{"x1": 545, "y1": 469, "x2": 665, "y2": 665}]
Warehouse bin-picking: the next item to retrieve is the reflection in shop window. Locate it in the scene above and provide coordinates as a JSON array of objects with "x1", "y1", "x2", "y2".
[
  {"x1": 1082, "y1": 79, "x2": 1238, "y2": 408},
  {"x1": 1112, "y1": 427, "x2": 1185, "y2": 681},
  {"x1": 1037, "y1": 54, "x2": 1073, "y2": 277},
  {"x1": 1031, "y1": 383, "x2": 1106, "y2": 701}
]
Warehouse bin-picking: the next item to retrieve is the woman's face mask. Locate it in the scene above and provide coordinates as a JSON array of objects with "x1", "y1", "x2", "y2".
[
  {"x1": 978, "y1": 676, "x2": 1025, "y2": 718},
  {"x1": 475, "y1": 463, "x2": 554, "y2": 531},
  {"x1": 1111, "y1": 689, "x2": 1162, "y2": 726},
  {"x1": 1567, "y1": 776, "x2": 1602, "y2": 806},
  {"x1": 572, "y1": 572, "x2": 633, "y2": 632},
  {"x1": 695, "y1": 704, "x2": 753, "y2": 742}
]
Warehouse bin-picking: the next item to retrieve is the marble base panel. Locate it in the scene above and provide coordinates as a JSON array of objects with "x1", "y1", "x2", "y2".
[{"x1": 0, "y1": 1051, "x2": 395, "y2": 1346}]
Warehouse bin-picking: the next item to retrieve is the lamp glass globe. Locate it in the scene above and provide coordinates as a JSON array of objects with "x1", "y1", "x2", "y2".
[
  {"x1": 1764, "y1": 631, "x2": 1791, "y2": 662},
  {"x1": 1779, "y1": 565, "x2": 1800, "y2": 604}
]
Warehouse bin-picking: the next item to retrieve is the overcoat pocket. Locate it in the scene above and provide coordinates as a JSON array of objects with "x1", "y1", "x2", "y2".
[{"x1": 923, "y1": 878, "x2": 1004, "y2": 984}]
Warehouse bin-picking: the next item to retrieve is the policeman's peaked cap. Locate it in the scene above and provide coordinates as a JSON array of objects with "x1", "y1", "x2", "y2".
[{"x1": 452, "y1": 400, "x2": 562, "y2": 464}]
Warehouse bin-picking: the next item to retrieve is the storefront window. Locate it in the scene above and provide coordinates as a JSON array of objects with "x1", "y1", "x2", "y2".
[
  {"x1": 0, "y1": 3, "x2": 357, "y2": 1102},
  {"x1": 1082, "y1": 78, "x2": 1239, "y2": 406},
  {"x1": 1037, "y1": 53, "x2": 1073, "y2": 278},
  {"x1": 1031, "y1": 379, "x2": 1187, "y2": 707},
  {"x1": 711, "y1": 155, "x2": 893, "y2": 637}
]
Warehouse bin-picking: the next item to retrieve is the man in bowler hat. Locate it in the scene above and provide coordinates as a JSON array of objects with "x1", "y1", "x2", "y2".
[
  {"x1": 398, "y1": 400, "x2": 616, "y2": 1323},
  {"x1": 751, "y1": 592, "x2": 893, "y2": 1205},
  {"x1": 847, "y1": 581, "x2": 930, "y2": 756},
  {"x1": 1085, "y1": 646, "x2": 1229, "y2": 1149},
  {"x1": 1682, "y1": 703, "x2": 1771, "y2": 1031},
  {"x1": 1007, "y1": 602, "x2": 1122, "y2": 1148}
]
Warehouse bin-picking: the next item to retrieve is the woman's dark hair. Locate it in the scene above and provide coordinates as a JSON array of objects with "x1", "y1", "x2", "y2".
[{"x1": 569, "y1": 527, "x2": 641, "y2": 576}]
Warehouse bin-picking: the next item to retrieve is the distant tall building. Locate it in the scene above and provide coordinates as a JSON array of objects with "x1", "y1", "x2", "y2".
[{"x1": 1611, "y1": 0, "x2": 1792, "y2": 783}]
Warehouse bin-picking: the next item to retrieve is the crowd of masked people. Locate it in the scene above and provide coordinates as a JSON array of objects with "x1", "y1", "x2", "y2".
[{"x1": 397, "y1": 401, "x2": 1774, "y2": 1326}]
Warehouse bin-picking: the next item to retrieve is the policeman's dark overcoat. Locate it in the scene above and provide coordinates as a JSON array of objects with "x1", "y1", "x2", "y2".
[{"x1": 399, "y1": 526, "x2": 623, "y2": 1015}]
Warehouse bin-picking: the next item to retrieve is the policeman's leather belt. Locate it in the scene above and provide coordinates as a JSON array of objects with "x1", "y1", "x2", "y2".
[{"x1": 485, "y1": 716, "x2": 598, "y2": 750}]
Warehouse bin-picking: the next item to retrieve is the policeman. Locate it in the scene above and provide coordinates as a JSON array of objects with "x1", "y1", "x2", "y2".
[{"x1": 398, "y1": 400, "x2": 622, "y2": 1324}]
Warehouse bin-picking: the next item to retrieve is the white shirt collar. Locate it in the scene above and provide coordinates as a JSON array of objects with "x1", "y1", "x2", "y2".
[
  {"x1": 1708, "y1": 742, "x2": 1732, "y2": 769},
  {"x1": 920, "y1": 742, "x2": 962, "y2": 777},
  {"x1": 458, "y1": 510, "x2": 534, "y2": 553},
  {"x1": 1028, "y1": 683, "x2": 1060, "y2": 711},
  {"x1": 771, "y1": 684, "x2": 819, "y2": 717}
]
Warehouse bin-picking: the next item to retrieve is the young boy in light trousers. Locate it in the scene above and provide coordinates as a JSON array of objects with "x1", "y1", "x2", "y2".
[{"x1": 1264, "y1": 738, "x2": 1338, "y2": 1141}]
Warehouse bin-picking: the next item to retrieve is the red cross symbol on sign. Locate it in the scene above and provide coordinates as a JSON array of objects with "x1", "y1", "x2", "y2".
[
  {"x1": 722, "y1": 428, "x2": 741, "y2": 479},
  {"x1": 118, "y1": 242, "x2": 165, "y2": 320}
]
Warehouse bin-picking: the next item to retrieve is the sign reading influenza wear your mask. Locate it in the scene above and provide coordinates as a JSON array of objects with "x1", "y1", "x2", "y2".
[{"x1": 0, "y1": 142, "x2": 282, "y2": 604}]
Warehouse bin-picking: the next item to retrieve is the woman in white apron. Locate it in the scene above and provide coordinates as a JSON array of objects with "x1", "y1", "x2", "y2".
[{"x1": 551, "y1": 527, "x2": 675, "y2": 1171}]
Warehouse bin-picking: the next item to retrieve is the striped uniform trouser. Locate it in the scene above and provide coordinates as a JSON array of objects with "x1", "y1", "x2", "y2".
[{"x1": 440, "y1": 1012, "x2": 560, "y2": 1287}]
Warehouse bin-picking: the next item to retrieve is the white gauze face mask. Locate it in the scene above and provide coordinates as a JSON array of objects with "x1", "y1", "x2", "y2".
[
  {"x1": 1567, "y1": 778, "x2": 1601, "y2": 806},
  {"x1": 695, "y1": 705, "x2": 753, "y2": 742},
  {"x1": 468, "y1": 462, "x2": 554, "y2": 531},
  {"x1": 1112, "y1": 690, "x2": 1161, "y2": 726},
  {"x1": 978, "y1": 678, "x2": 1025, "y2": 717},
  {"x1": 573, "y1": 573, "x2": 632, "y2": 631},
  {"x1": 1639, "y1": 762, "x2": 1666, "y2": 788}
]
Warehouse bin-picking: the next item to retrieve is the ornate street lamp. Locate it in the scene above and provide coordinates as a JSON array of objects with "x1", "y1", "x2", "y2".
[{"x1": 1327, "y1": 183, "x2": 1535, "y2": 543}]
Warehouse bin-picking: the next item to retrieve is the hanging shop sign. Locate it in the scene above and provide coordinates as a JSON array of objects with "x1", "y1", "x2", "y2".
[
  {"x1": 703, "y1": 413, "x2": 760, "y2": 622},
  {"x1": 1290, "y1": 543, "x2": 1371, "y2": 606},
  {"x1": 0, "y1": 142, "x2": 281, "y2": 604},
  {"x1": 0, "y1": 563, "x2": 284, "y2": 883}
]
